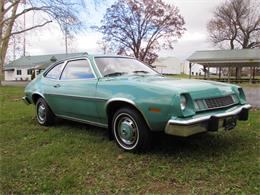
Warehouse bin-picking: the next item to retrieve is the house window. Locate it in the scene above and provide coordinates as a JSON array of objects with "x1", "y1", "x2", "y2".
[
  {"x1": 27, "y1": 69, "x2": 33, "y2": 75},
  {"x1": 17, "y1": 69, "x2": 22, "y2": 75}
]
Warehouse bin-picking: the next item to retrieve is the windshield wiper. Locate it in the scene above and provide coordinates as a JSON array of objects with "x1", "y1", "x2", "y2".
[
  {"x1": 132, "y1": 70, "x2": 149, "y2": 74},
  {"x1": 104, "y1": 72, "x2": 127, "y2": 77}
]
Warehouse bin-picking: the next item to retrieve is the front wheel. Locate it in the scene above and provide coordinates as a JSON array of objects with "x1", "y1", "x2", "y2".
[{"x1": 112, "y1": 108, "x2": 152, "y2": 152}]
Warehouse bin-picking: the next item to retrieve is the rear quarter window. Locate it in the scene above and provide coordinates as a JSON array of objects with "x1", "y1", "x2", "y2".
[{"x1": 45, "y1": 63, "x2": 63, "y2": 79}]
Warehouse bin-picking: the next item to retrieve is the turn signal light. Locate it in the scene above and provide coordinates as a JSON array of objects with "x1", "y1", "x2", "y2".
[{"x1": 149, "y1": 108, "x2": 161, "y2": 113}]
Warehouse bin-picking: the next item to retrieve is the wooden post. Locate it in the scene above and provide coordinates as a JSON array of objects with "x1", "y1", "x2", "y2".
[
  {"x1": 253, "y1": 66, "x2": 256, "y2": 81},
  {"x1": 189, "y1": 62, "x2": 192, "y2": 79},
  {"x1": 203, "y1": 66, "x2": 206, "y2": 79},
  {"x1": 235, "y1": 66, "x2": 238, "y2": 81},
  {"x1": 219, "y1": 67, "x2": 221, "y2": 79},
  {"x1": 249, "y1": 66, "x2": 252, "y2": 83},
  {"x1": 228, "y1": 66, "x2": 231, "y2": 83}
]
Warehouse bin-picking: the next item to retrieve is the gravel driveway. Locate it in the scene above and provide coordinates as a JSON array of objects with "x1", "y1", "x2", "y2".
[
  {"x1": 244, "y1": 87, "x2": 260, "y2": 108},
  {"x1": 2, "y1": 81, "x2": 29, "y2": 87}
]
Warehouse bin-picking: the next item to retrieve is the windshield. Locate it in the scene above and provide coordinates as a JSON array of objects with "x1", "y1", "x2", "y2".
[{"x1": 94, "y1": 57, "x2": 158, "y2": 77}]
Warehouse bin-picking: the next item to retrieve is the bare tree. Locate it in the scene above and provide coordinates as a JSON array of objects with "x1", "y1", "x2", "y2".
[
  {"x1": 5, "y1": 20, "x2": 23, "y2": 62},
  {"x1": 7, "y1": 33, "x2": 23, "y2": 61},
  {"x1": 97, "y1": 0, "x2": 185, "y2": 64},
  {"x1": 0, "y1": 0, "x2": 87, "y2": 83},
  {"x1": 208, "y1": 0, "x2": 260, "y2": 49},
  {"x1": 97, "y1": 40, "x2": 112, "y2": 54}
]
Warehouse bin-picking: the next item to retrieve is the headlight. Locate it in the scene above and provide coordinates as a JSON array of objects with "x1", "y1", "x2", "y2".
[
  {"x1": 180, "y1": 95, "x2": 187, "y2": 110},
  {"x1": 238, "y1": 88, "x2": 246, "y2": 100}
]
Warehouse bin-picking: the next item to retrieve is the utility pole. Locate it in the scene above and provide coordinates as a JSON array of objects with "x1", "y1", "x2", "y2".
[
  {"x1": 13, "y1": 36, "x2": 16, "y2": 60},
  {"x1": 23, "y1": 0, "x2": 26, "y2": 56},
  {"x1": 65, "y1": 27, "x2": 68, "y2": 54}
]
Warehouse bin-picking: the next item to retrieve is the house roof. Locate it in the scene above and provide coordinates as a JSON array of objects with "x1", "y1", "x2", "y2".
[
  {"x1": 187, "y1": 49, "x2": 260, "y2": 67},
  {"x1": 4, "y1": 52, "x2": 87, "y2": 70}
]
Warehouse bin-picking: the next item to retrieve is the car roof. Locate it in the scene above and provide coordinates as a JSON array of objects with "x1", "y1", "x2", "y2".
[
  {"x1": 49, "y1": 54, "x2": 135, "y2": 68},
  {"x1": 62, "y1": 54, "x2": 134, "y2": 61},
  {"x1": 92, "y1": 54, "x2": 134, "y2": 58}
]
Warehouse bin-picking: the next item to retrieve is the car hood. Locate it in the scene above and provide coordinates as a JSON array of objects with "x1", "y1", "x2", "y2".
[{"x1": 104, "y1": 75, "x2": 236, "y2": 99}]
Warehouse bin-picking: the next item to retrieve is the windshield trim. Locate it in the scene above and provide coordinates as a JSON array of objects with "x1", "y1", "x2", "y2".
[{"x1": 94, "y1": 56, "x2": 160, "y2": 78}]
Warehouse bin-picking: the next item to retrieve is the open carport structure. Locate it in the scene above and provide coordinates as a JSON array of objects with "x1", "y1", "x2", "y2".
[{"x1": 187, "y1": 49, "x2": 260, "y2": 83}]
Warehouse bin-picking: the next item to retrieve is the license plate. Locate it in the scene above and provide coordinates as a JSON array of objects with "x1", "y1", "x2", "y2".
[{"x1": 223, "y1": 116, "x2": 237, "y2": 130}]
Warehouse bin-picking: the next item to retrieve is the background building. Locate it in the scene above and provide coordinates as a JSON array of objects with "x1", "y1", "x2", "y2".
[
  {"x1": 4, "y1": 53, "x2": 85, "y2": 81},
  {"x1": 153, "y1": 57, "x2": 181, "y2": 75},
  {"x1": 187, "y1": 49, "x2": 260, "y2": 82}
]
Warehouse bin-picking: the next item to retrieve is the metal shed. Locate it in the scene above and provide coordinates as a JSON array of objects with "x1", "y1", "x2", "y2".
[{"x1": 187, "y1": 49, "x2": 260, "y2": 83}]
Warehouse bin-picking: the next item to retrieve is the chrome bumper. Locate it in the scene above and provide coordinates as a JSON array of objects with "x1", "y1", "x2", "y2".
[
  {"x1": 22, "y1": 96, "x2": 31, "y2": 105},
  {"x1": 165, "y1": 104, "x2": 252, "y2": 137}
]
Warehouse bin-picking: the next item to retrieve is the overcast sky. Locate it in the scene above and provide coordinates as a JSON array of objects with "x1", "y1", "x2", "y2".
[{"x1": 25, "y1": 0, "x2": 226, "y2": 61}]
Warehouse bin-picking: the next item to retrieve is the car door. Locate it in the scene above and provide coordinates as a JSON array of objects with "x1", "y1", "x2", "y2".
[
  {"x1": 42, "y1": 61, "x2": 65, "y2": 115},
  {"x1": 43, "y1": 59, "x2": 99, "y2": 122},
  {"x1": 54, "y1": 58, "x2": 100, "y2": 123}
]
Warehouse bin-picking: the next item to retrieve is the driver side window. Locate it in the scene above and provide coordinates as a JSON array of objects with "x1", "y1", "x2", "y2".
[{"x1": 60, "y1": 59, "x2": 95, "y2": 80}]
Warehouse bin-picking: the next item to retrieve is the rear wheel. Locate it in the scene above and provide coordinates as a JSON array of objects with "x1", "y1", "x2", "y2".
[
  {"x1": 112, "y1": 107, "x2": 152, "y2": 152},
  {"x1": 36, "y1": 98, "x2": 55, "y2": 126}
]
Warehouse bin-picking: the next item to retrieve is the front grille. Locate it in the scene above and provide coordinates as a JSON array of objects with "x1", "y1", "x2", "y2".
[
  {"x1": 195, "y1": 95, "x2": 236, "y2": 111},
  {"x1": 205, "y1": 96, "x2": 234, "y2": 109}
]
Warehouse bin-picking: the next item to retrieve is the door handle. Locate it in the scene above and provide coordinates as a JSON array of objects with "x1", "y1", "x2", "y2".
[{"x1": 53, "y1": 84, "x2": 61, "y2": 88}]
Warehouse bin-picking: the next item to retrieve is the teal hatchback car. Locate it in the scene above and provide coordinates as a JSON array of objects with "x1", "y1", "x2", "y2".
[{"x1": 23, "y1": 54, "x2": 251, "y2": 151}]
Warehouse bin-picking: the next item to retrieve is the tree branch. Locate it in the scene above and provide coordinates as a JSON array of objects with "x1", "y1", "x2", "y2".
[
  {"x1": 1, "y1": 6, "x2": 51, "y2": 26},
  {"x1": 2, "y1": 20, "x2": 52, "y2": 41},
  {"x1": 3, "y1": 0, "x2": 20, "y2": 15}
]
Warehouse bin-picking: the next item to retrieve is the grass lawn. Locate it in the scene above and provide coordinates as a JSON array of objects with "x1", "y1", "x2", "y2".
[{"x1": 0, "y1": 86, "x2": 259, "y2": 194}]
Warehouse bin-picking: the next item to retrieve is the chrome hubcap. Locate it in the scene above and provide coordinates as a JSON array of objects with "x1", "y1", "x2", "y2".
[
  {"x1": 116, "y1": 115, "x2": 138, "y2": 146},
  {"x1": 37, "y1": 103, "x2": 46, "y2": 122}
]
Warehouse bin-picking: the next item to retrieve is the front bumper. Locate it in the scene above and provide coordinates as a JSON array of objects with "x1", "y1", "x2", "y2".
[
  {"x1": 165, "y1": 104, "x2": 252, "y2": 137},
  {"x1": 22, "y1": 96, "x2": 31, "y2": 105}
]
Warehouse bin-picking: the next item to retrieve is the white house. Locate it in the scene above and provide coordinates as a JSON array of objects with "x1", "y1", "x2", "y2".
[
  {"x1": 4, "y1": 53, "x2": 85, "y2": 81},
  {"x1": 183, "y1": 62, "x2": 204, "y2": 76},
  {"x1": 153, "y1": 57, "x2": 182, "y2": 74}
]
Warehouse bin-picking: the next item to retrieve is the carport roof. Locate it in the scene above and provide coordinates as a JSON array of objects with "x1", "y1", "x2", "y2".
[{"x1": 187, "y1": 49, "x2": 260, "y2": 67}]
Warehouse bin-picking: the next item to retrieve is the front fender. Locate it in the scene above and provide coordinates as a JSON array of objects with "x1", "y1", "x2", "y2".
[{"x1": 97, "y1": 81, "x2": 176, "y2": 131}]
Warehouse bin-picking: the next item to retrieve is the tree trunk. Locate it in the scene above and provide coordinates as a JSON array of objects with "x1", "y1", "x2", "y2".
[
  {"x1": 0, "y1": 65, "x2": 2, "y2": 86},
  {"x1": 0, "y1": 1, "x2": 19, "y2": 85},
  {"x1": 230, "y1": 39, "x2": 234, "y2": 49},
  {"x1": 0, "y1": 1, "x2": 4, "y2": 85}
]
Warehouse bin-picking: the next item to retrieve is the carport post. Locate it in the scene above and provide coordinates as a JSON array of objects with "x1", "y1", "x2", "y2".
[
  {"x1": 253, "y1": 66, "x2": 256, "y2": 80},
  {"x1": 189, "y1": 62, "x2": 192, "y2": 79},
  {"x1": 235, "y1": 66, "x2": 238, "y2": 81},
  {"x1": 249, "y1": 66, "x2": 252, "y2": 83},
  {"x1": 228, "y1": 66, "x2": 231, "y2": 83},
  {"x1": 207, "y1": 65, "x2": 210, "y2": 79},
  {"x1": 203, "y1": 66, "x2": 206, "y2": 79}
]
